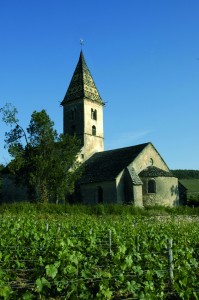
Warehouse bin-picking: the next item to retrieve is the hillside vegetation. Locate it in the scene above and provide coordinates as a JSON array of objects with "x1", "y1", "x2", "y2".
[
  {"x1": 180, "y1": 179, "x2": 199, "y2": 193},
  {"x1": 171, "y1": 169, "x2": 199, "y2": 206},
  {"x1": 171, "y1": 169, "x2": 199, "y2": 179}
]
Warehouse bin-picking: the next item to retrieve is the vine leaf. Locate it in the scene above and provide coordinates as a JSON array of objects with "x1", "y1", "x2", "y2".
[
  {"x1": 36, "y1": 277, "x2": 51, "y2": 292},
  {"x1": 46, "y1": 263, "x2": 59, "y2": 279}
]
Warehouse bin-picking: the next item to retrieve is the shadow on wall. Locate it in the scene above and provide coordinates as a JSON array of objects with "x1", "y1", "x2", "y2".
[
  {"x1": 170, "y1": 184, "x2": 179, "y2": 206},
  {"x1": 170, "y1": 185, "x2": 179, "y2": 196}
]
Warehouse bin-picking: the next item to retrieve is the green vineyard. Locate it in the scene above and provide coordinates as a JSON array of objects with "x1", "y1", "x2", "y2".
[{"x1": 0, "y1": 207, "x2": 198, "y2": 299}]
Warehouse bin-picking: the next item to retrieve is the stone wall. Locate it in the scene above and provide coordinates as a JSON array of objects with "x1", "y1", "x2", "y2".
[
  {"x1": 116, "y1": 170, "x2": 143, "y2": 206},
  {"x1": 132, "y1": 143, "x2": 170, "y2": 173},
  {"x1": 63, "y1": 98, "x2": 104, "y2": 161},
  {"x1": 63, "y1": 99, "x2": 84, "y2": 141},
  {"x1": 133, "y1": 185, "x2": 143, "y2": 207},
  {"x1": 141, "y1": 176, "x2": 179, "y2": 207},
  {"x1": 116, "y1": 170, "x2": 125, "y2": 203},
  {"x1": 80, "y1": 181, "x2": 116, "y2": 204},
  {"x1": 83, "y1": 99, "x2": 104, "y2": 159}
]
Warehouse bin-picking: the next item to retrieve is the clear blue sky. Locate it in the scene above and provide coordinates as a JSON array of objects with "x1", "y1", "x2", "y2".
[{"x1": 0, "y1": 0, "x2": 199, "y2": 169}]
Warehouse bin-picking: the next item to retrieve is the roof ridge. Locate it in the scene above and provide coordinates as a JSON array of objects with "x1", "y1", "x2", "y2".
[{"x1": 95, "y1": 142, "x2": 150, "y2": 155}]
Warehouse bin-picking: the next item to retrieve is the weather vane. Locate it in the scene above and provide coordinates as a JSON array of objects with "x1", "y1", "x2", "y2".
[{"x1": 80, "y1": 38, "x2": 84, "y2": 49}]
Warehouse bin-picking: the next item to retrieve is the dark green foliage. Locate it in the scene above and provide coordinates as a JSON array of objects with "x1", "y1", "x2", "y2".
[
  {"x1": 179, "y1": 179, "x2": 199, "y2": 207},
  {"x1": 187, "y1": 194, "x2": 199, "y2": 207},
  {"x1": 0, "y1": 104, "x2": 81, "y2": 203},
  {"x1": 171, "y1": 169, "x2": 199, "y2": 179},
  {"x1": 172, "y1": 170, "x2": 199, "y2": 207},
  {"x1": 0, "y1": 164, "x2": 4, "y2": 201}
]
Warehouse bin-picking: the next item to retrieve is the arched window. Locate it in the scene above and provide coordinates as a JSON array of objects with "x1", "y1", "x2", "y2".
[
  {"x1": 149, "y1": 158, "x2": 153, "y2": 166},
  {"x1": 91, "y1": 108, "x2": 97, "y2": 120},
  {"x1": 93, "y1": 109, "x2": 97, "y2": 120},
  {"x1": 92, "y1": 125, "x2": 96, "y2": 136},
  {"x1": 148, "y1": 179, "x2": 156, "y2": 193},
  {"x1": 97, "y1": 186, "x2": 103, "y2": 203}
]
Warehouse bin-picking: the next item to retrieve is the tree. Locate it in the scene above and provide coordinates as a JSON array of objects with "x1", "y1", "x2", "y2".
[{"x1": 0, "y1": 104, "x2": 81, "y2": 203}]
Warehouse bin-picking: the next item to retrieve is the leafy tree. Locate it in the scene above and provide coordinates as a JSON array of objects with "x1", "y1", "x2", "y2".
[{"x1": 0, "y1": 103, "x2": 81, "y2": 203}]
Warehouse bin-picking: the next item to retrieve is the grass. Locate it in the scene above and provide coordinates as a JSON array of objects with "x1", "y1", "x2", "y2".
[{"x1": 0, "y1": 202, "x2": 199, "y2": 217}]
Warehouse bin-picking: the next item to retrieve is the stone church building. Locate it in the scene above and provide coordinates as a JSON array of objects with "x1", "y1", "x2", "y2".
[
  {"x1": 1, "y1": 51, "x2": 186, "y2": 206},
  {"x1": 61, "y1": 51, "x2": 183, "y2": 207}
]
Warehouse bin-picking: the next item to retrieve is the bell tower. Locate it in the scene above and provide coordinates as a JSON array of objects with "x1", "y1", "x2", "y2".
[{"x1": 61, "y1": 51, "x2": 104, "y2": 160}]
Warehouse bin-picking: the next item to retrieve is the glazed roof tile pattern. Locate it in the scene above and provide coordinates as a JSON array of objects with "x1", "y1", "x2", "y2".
[
  {"x1": 61, "y1": 51, "x2": 103, "y2": 105},
  {"x1": 79, "y1": 143, "x2": 149, "y2": 184},
  {"x1": 139, "y1": 166, "x2": 174, "y2": 177}
]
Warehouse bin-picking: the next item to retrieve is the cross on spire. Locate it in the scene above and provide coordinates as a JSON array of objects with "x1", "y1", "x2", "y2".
[{"x1": 80, "y1": 38, "x2": 84, "y2": 49}]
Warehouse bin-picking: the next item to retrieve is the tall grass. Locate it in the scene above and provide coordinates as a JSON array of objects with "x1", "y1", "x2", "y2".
[{"x1": 0, "y1": 202, "x2": 198, "y2": 217}]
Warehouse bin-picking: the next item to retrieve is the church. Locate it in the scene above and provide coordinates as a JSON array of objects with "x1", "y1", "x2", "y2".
[
  {"x1": 61, "y1": 51, "x2": 184, "y2": 207},
  {"x1": 1, "y1": 51, "x2": 186, "y2": 206}
]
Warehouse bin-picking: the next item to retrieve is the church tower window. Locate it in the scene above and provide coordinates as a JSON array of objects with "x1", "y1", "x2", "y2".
[
  {"x1": 71, "y1": 108, "x2": 77, "y2": 120},
  {"x1": 91, "y1": 108, "x2": 97, "y2": 120},
  {"x1": 148, "y1": 179, "x2": 156, "y2": 193},
  {"x1": 92, "y1": 125, "x2": 96, "y2": 136}
]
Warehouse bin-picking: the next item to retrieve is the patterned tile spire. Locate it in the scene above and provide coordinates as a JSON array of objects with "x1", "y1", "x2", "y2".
[{"x1": 61, "y1": 51, "x2": 103, "y2": 105}]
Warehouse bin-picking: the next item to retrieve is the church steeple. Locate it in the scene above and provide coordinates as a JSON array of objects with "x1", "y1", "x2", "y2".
[
  {"x1": 61, "y1": 51, "x2": 104, "y2": 161},
  {"x1": 61, "y1": 51, "x2": 103, "y2": 105}
]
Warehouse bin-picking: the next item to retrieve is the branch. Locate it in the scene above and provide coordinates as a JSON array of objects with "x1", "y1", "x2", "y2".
[{"x1": 0, "y1": 103, "x2": 29, "y2": 146}]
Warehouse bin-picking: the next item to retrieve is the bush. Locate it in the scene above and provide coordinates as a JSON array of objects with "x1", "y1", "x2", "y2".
[
  {"x1": 0, "y1": 202, "x2": 199, "y2": 216},
  {"x1": 187, "y1": 193, "x2": 199, "y2": 207}
]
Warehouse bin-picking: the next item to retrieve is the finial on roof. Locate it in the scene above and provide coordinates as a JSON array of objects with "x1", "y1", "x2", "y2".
[{"x1": 80, "y1": 38, "x2": 84, "y2": 49}]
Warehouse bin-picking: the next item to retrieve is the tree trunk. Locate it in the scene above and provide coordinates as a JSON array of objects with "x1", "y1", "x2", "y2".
[
  {"x1": 27, "y1": 185, "x2": 36, "y2": 203},
  {"x1": 40, "y1": 181, "x2": 48, "y2": 203}
]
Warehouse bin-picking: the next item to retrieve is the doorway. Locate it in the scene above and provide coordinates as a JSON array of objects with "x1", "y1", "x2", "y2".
[{"x1": 97, "y1": 186, "x2": 103, "y2": 203}]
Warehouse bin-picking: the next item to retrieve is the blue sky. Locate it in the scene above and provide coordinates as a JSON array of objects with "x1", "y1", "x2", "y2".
[{"x1": 0, "y1": 0, "x2": 199, "y2": 169}]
